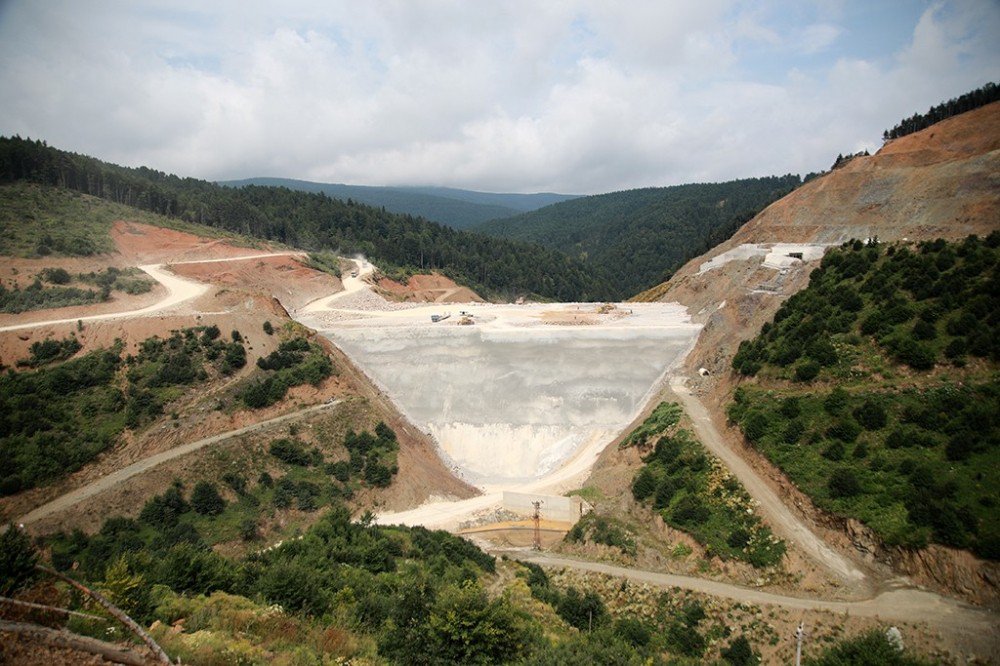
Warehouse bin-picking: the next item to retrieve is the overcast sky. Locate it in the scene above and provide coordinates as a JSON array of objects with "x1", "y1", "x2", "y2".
[{"x1": 0, "y1": 1, "x2": 997, "y2": 194}]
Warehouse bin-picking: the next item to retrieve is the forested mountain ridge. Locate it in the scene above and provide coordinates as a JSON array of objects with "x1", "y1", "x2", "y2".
[
  {"x1": 475, "y1": 176, "x2": 803, "y2": 297},
  {"x1": 219, "y1": 177, "x2": 577, "y2": 230},
  {"x1": 882, "y1": 81, "x2": 998, "y2": 141},
  {"x1": 0, "y1": 136, "x2": 612, "y2": 301}
]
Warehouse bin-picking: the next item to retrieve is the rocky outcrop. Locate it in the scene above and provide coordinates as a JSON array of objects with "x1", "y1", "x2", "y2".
[{"x1": 889, "y1": 545, "x2": 1000, "y2": 610}]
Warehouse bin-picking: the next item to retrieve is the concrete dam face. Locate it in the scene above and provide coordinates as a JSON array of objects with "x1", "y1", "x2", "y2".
[{"x1": 314, "y1": 302, "x2": 701, "y2": 485}]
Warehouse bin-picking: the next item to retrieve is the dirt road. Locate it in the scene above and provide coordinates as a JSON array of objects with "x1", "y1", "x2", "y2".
[
  {"x1": 300, "y1": 258, "x2": 373, "y2": 313},
  {"x1": 19, "y1": 400, "x2": 342, "y2": 525},
  {"x1": 670, "y1": 377, "x2": 866, "y2": 583},
  {"x1": 514, "y1": 551, "x2": 998, "y2": 646},
  {"x1": 0, "y1": 251, "x2": 306, "y2": 333}
]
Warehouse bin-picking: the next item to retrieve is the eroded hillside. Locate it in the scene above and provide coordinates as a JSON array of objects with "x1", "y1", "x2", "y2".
[{"x1": 627, "y1": 101, "x2": 1000, "y2": 607}]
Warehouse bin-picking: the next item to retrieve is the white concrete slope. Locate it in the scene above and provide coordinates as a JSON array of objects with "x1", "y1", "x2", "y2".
[{"x1": 296, "y1": 260, "x2": 703, "y2": 488}]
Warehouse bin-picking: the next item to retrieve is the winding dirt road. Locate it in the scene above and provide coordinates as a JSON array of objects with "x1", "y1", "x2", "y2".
[
  {"x1": 671, "y1": 377, "x2": 866, "y2": 583},
  {"x1": 0, "y1": 252, "x2": 306, "y2": 333},
  {"x1": 514, "y1": 551, "x2": 998, "y2": 647},
  {"x1": 19, "y1": 400, "x2": 342, "y2": 525}
]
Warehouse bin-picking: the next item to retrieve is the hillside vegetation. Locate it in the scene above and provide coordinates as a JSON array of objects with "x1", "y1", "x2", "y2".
[
  {"x1": 624, "y1": 403, "x2": 786, "y2": 568},
  {"x1": 220, "y1": 177, "x2": 576, "y2": 229},
  {"x1": 0, "y1": 327, "x2": 331, "y2": 496},
  {"x1": 0, "y1": 138, "x2": 610, "y2": 301},
  {"x1": 729, "y1": 236, "x2": 999, "y2": 558},
  {"x1": 476, "y1": 176, "x2": 801, "y2": 297},
  {"x1": 2, "y1": 499, "x2": 782, "y2": 665},
  {"x1": 0, "y1": 265, "x2": 153, "y2": 314}
]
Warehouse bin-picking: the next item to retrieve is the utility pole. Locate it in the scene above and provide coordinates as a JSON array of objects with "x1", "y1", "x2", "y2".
[
  {"x1": 795, "y1": 621, "x2": 804, "y2": 666},
  {"x1": 531, "y1": 501, "x2": 542, "y2": 551}
]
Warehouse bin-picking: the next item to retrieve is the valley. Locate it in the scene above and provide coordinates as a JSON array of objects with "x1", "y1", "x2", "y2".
[{"x1": 0, "y1": 97, "x2": 997, "y2": 665}]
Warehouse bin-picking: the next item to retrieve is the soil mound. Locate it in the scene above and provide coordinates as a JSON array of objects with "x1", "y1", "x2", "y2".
[{"x1": 377, "y1": 272, "x2": 484, "y2": 303}]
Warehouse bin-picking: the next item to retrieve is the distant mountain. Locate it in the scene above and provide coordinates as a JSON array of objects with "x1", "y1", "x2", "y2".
[
  {"x1": 218, "y1": 177, "x2": 578, "y2": 230},
  {"x1": 475, "y1": 176, "x2": 803, "y2": 297}
]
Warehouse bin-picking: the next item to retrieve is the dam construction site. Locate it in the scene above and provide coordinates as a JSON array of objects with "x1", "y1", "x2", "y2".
[{"x1": 0, "y1": 71, "x2": 998, "y2": 664}]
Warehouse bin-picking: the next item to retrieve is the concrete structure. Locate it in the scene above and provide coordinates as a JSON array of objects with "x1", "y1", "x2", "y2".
[
  {"x1": 324, "y1": 308, "x2": 700, "y2": 484},
  {"x1": 502, "y1": 491, "x2": 591, "y2": 522}
]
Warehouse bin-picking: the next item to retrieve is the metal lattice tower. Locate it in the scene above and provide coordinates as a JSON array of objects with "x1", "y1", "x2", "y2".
[{"x1": 531, "y1": 501, "x2": 542, "y2": 550}]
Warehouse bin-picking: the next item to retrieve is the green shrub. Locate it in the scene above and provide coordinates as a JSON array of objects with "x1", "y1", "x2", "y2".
[
  {"x1": 804, "y1": 628, "x2": 934, "y2": 665},
  {"x1": 721, "y1": 635, "x2": 760, "y2": 666},
  {"x1": 794, "y1": 359, "x2": 821, "y2": 381},
  {"x1": 742, "y1": 411, "x2": 770, "y2": 443},
  {"x1": 191, "y1": 481, "x2": 226, "y2": 516},
  {"x1": 822, "y1": 441, "x2": 846, "y2": 461},
  {"x1": 854, "y1": 399, "x2": 888, "y2": 430},
  {"x1": 672, "y1": 495, "x2": 710, "y2": 526},
  {"x1": 827, "y1": 419, "x2": 861, "y2": 443},
  {"x1": 269, "y1": 438, "x2": 313, "y2": 466},
  {"x1": 828, "y1": 468, "x2": 862, "y2": 498},
  {"x1": 556, "y1": 587, "x2": 609, "y2": 632},
  {"x1": 0, "y1": 525, "x2": 38, "y2": 595}
]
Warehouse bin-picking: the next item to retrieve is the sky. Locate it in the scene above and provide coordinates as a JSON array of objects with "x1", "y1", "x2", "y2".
[{"x1": 0, "y1": 1, "x2": 997, "y2": 194}]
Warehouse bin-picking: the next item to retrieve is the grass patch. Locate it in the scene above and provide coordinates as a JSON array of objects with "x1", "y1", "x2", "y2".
[
  {"x1": 0, "y1": 182, "x2": 263, "y2": 258},
  {"x1": 304, "y1": 250, "x2": 342, "y2": 278},
  {"x1": 565, "y1": 486, "x2": 604, "y2": 503},
  {"x1": 565, "y1": 513, "x2": 637, "y2": 556}
]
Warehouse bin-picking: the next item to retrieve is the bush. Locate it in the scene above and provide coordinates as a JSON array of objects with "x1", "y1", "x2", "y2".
[
  {"x1": 782, "y1": 419, "x2": 805, "y2": 444},
  {"x1": 556, "y1": 587, "x2": 609, "y2": 632},
  {"x1": 262, "y1": 320, "x2": 274, "y2": 335},
  {"x1": 779, "y1": 396, "x2": 801, "y2": 419},
  {"x1": 794, "y1": 360, "x2": 821, "y2": 382},
  {"x1": 742, "y1": 411, "x2": 770, "y2": 443},
  {"x1": 828, "y1": 468, "x2": 862, "y2": 498},
  {"x1": 894, "y1": 338, "x2": 936, "y2": 370},
  {"x1": 269, "y1": 438, "x2": 313, "y2": 466},
  {"x1": 191, "y1": 481, "x2": 226, "y2": 516},
  {"x1": 824, "y1": 387, "x2": 850, "y2": 415},
  {"x1": 822, "y1": 441, "x2": 846, "y2": 461},
  {"x1": 239, "y1": 518, "x2": 259, "y2": 541},
  {"x1": 41, "y1": 267, "x2": 72, "y2": 284},
  {"x1": 827, "y1": 419, "x2": 861, "y2": 443},
  {"x1": 721, "y1": 636, "x2": 760, "y2": 666},
  {"x1": 805, "y1": 628, "x2": 934, "y2": 665},
  {"x1": 613, "y1": 618, "x2": 651, "y2": 648},
  {"x1": 854, "y1": 399, "x2": 888, "y2": 430},
  {"x1": 0, "y1": 525, "x2": 38, "y2": 595},
  {"x1": 671, "y1": 495, "x2": 711, "y2": 526},
  {"x1": 328, "y1": 460, "x2": 352, "y2": 483}
]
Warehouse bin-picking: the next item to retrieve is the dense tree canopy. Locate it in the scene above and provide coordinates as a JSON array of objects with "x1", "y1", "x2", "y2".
[
  {"x1": 476, "y1": 176, "x2": 801, "y2": 297},
  {"x1": 882, "y1": 81, "x2": 998, "y2": 141},
  {"x1": 730, "y1": 236, "x2": 1000, "y2": 559}
]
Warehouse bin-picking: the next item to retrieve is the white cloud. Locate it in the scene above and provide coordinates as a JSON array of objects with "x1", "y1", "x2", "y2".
[
  {"x1": 0, "y1": 0, "x2": 997, "y2": 193},
  {"x1": 797, "y1": 23, "x2": 841, "y2": 54}
]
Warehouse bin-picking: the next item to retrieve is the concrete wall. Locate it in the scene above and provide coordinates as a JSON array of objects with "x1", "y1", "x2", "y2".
[{"x1": 502, "y1": 491, "x2": 591, "y2": 522}]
